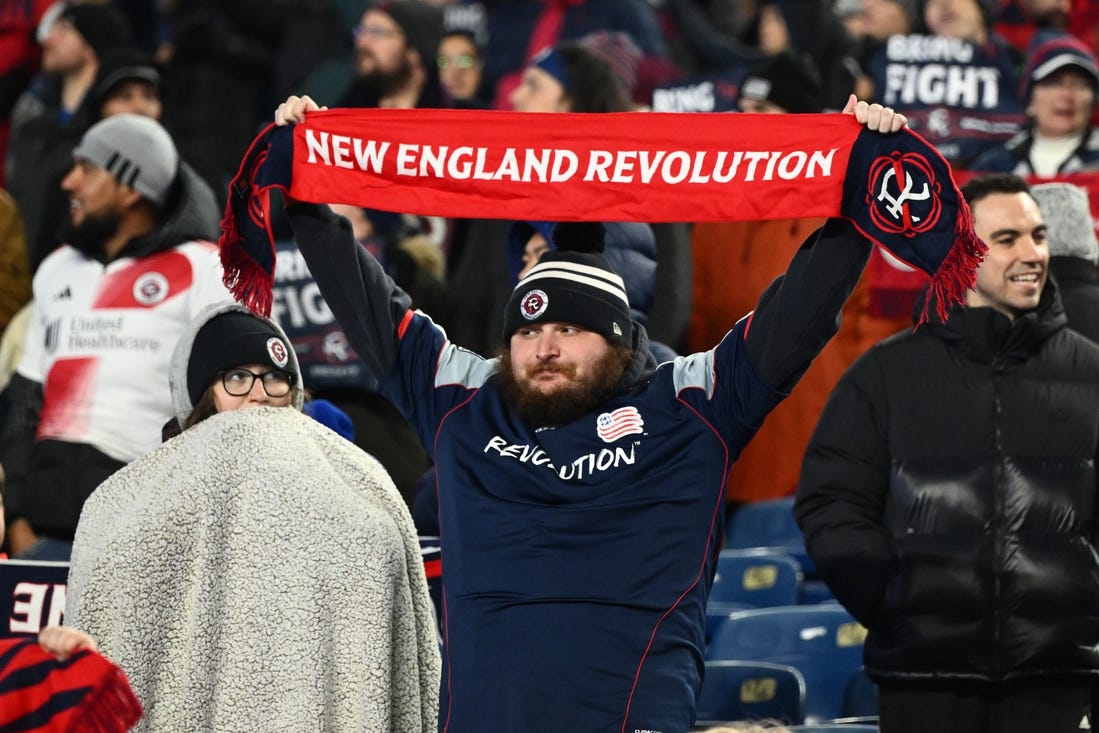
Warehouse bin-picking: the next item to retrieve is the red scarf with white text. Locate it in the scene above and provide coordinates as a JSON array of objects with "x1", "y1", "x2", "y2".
[{"x1": 219, "y1": 108, "x2": 985, "y2": 323}]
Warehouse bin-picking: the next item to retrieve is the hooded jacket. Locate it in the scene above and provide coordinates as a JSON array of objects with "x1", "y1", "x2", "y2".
[
  {"x1": 0, "y1": 163, "x2": 231, "y2": 540},
  {"x1": 796, "y1": 281, "x2": 1099, "y2": 683}
]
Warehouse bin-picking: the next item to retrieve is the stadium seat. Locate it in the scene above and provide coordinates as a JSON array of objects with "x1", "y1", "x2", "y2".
[
  {"x1": 711, "y1": 549, "x2": 803, "y2": 608},
  {"x1": 707, "y1": 605, "x2": 867, "y2": 723},
  {"x1": 695, "y1": 660, "x2": 807, "y2": 726},
  {"x1": 725, "y1": 497, "x2": 815, "y2": 574}
]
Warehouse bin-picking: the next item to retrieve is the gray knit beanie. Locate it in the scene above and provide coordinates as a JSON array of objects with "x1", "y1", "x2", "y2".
[
  {"x1": 72, "y1": 114, "x2": 178, "y2": 208},
  {"x1": 1032, "y1": 183, "x2": 1099, "y2": 264}
]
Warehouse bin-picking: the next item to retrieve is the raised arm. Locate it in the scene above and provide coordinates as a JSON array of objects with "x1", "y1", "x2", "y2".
[
  {"x1": 745, "y1": 96, "x2": 906, "y2": 392},
  {"x1": 274, "y1": 95, "x2": 413, "y2": 383}
]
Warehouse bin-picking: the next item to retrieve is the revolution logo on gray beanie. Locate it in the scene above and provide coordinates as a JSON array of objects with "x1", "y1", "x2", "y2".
[
  {"x1": 1031, "y1": 182, "x2": 1099, "y2": 264},
  {"x1": 502, "y1": 222, "x2": 632, "y2": 345},
  {"x1": 72, "y1": 113, "x2": 178, "y2": 208}
]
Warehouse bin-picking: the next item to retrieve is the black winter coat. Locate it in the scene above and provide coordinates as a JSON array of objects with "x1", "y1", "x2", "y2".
[
  {"x1": 1051, "y1": 256, "x2": 1099, "y2": 346},
  {"x1": 795, "y1": 283, "x2": 1099, "y2": 683}
]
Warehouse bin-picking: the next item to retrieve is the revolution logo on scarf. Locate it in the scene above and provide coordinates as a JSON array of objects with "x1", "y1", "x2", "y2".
[{"x1": 219, "y1": 108, "x2": 985, "y2": 323}]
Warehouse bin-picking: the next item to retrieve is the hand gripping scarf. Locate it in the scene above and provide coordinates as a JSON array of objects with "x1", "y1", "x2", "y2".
[
  {"x1": 0, "y1": 637, "x2": 143, "y2": 733},
  {"x1": 219, "y1": 108, "x2": 986, "y2": 323}
]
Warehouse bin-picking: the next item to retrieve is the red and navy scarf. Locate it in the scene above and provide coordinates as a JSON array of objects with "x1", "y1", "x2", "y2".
[
  {"x1": 219, "y1": 108, "x2": 986, "y2": 324},
  {"x1": 0, "y1": 637, "x2": 143, "y2": 732}
]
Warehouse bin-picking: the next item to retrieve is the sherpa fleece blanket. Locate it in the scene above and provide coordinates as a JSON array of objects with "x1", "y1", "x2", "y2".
[{"x1": 66, "y1": 407, "x2": 440, "y2": 733}]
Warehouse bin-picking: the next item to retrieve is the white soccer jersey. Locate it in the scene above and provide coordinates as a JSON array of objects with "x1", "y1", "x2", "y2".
[{"x1": 19, "y1": 242, "x2": 234, "y2": 462}]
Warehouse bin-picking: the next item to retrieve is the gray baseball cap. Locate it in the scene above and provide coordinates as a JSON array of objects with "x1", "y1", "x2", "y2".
[{"x1": 72, "y1": 113, "x2": 178, "y2": 207}]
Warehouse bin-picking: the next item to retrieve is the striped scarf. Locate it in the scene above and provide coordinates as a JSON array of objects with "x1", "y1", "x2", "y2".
[{"x1": 0, "y1": 637, "x2": 142, "y2": 733}]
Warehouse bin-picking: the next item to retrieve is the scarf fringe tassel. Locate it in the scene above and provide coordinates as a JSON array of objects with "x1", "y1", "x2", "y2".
[
  {"x1": 70, "y1": 663, "x2": 144, "y2": 733},
  {"x1": 921, "y1": 198, "x2": 986, "y2": 325}
]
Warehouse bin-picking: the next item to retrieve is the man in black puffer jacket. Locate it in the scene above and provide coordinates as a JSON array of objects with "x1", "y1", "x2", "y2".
[{"x1": 796, "y1": 172, "x2": 1099, "y2": 733}]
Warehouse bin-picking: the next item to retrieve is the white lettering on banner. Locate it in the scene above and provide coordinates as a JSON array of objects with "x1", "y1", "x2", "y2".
[
  {"x1": 303, "y1": 135, "x2": 838, "y2": 185},
  {"x1": 887, "y1": 34, "x2": 975, "y2": 63},
  {"x1": 883, "y1": 63, "x2": 1000, "y2": 108},
  {"x1": 271, "y1": 283, "x2": 334, "y2": 328},
  {"x1": 482, "y1": 436, "x2": 638, "y2": 479},
  {"x1": 10, "y1": 582, "x2": 66, "y2": 634},
  {"x1": 652, "y1": 82, "x2": 715, "y2": 112},
  {"x1": 275, "y1": 248, "x2": 312, "y2": 282},
  {"x1": 305, "y1": 130, "x2": 389, "y2": 172}
]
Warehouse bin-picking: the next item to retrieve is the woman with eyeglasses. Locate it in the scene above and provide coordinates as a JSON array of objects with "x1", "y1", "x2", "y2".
[
  {"x1": 175, "y1": 304, "x2": 303, "y2": 428},
  {"x1": 61, "y1": 303, "x2": 441, "y2": 732}
]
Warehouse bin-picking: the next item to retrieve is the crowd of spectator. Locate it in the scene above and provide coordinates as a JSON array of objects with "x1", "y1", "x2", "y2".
[
  {"x1": 0, "y1": 0, "x2": 1097, "y2": 546},
  {"x1": 0, "y1": 2, "x2": 1098, "y2": 730}
]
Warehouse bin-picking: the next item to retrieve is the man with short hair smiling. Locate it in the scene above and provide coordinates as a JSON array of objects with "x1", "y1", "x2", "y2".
[
  {"x1": 276, "y1": 92, "x2": 907, "y2": 733},
  {"x1": 796, "y1": 171, "x2": 1099, "y2": 733}
]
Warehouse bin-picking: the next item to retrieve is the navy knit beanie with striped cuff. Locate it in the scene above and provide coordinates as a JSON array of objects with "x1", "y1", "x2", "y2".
[{"x1": 502, "y1": 222, "x2": 632, "y2": 346}]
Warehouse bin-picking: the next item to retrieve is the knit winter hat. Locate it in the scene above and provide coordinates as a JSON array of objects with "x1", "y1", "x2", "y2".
[
  {"x1": 187, "y1": 310, "x2": 297, "y2": 404},
  {"x1": 578, "y1": 30, "x2": 641, "y2": 98},
  {"x1": 531, "y1": 46, "x2": 570, "y2": 91},
  {"x1": 59, "y1": 1, "x2": 132, "y2": 57},
  {"x1": 738, "y1": 52, "x2": 824, "y2": 113},
  {"x1": 1021, "y1": 33, "x2": 1099, "y2": 102},
  {"x1": 93, "y1": 46, "x2": 160, "y2": 107},
  {"x1": 1031, "y1": 182, "x2": 1099, "y2": 264},
  {"x1": 502, "y1": 222, "x2": 632, "y2": 345},
  {"x1": 72, "y1": 114, "x2": 178, "y2": 207},
  {"x1": 372, "y1": 0, "x2": 444, "y2": 70}
]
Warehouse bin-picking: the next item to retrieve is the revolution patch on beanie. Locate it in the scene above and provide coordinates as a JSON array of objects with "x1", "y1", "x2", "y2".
[
  {"x1": 502, "y1": 222, "x2": 632, "y2": 345},
  {"x1": 72, "y1": 113, "x2": 178, "y2": 207},
  {"x1": 186, "y1": 311, "x2": 296, "y2": 404}
]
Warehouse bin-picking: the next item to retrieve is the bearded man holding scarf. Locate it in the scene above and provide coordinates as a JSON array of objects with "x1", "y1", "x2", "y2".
[{"x1": 220, "y1": 93, "x2": 974, "y2": 732}]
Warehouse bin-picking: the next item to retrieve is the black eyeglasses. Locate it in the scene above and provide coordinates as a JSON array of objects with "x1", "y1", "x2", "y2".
[{"x1": 219, "y1": 368, "x2": 296, "y2": 397}]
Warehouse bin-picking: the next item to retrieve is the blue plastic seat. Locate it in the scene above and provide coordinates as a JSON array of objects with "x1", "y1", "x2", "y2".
[
  {"x1": 726, "y1": 497, "x2": 815, "y2": 574},
  {"x1": 695, "y1": 660, "x2": 807, "y2": 726},
  {"x1": 706, "y1": 605, "x2": 867, "y2": 723},
  {"x1": 710, "y1": 549, "x2": 803, "y2": 608}
]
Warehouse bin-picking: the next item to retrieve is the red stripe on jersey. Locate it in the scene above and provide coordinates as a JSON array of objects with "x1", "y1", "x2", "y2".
[
  {"x1": 37, "y1": 357, "x2": 98, "y2": 441},
  {"x1": 93, "y1": 250, "x2": 194, "y2": 309}
]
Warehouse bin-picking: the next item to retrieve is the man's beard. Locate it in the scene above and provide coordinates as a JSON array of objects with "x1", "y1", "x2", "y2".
[
  {"x1": 497, "y1": 345, "x2": 634, "y2": 427},
  {"x1": 62, "y1": 210, "x2": 123, "y2": 258},
  {"x1": 356, "y1": 53, "x2": 414, "y2": 100}
]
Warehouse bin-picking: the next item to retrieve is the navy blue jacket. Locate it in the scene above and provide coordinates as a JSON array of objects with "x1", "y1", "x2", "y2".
[{"x1": 289, "y1": 204, "x2": 870, "y2": 733}]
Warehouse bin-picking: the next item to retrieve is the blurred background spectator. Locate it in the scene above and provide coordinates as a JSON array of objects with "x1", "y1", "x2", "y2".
[
  {"x1": 970, "y1": 32, "x2": 1099, "y2": 175},
  {"x1": 437, "y1": 29, "x2": 486, "y2": 107}
]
